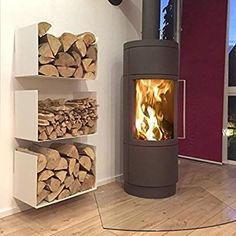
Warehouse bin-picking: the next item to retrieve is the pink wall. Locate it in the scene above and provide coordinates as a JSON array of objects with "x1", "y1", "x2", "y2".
[{"x1": 179, "y1": 0, "x2": 228, "y2": 162}]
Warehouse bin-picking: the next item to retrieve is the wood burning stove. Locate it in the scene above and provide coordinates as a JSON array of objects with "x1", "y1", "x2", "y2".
[{"x1": 123, "y1": 0, "x2": 179, "y2": 198}]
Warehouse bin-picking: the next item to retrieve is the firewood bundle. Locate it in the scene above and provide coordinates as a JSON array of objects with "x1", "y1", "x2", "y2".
[
  {"x1": 38, "y1": 97, "x2": 98, "y2": 141},
  {"x1": 38, "y1": 22, "x2": 97, "y2": 79},
  {"x1": 17, "y1": 144, "x2": 96, "y2": 205}
]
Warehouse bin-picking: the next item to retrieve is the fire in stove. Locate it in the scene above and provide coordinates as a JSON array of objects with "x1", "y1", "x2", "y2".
[{"x1": 135, "y1": 79, "x2": 174, "y2": 141}]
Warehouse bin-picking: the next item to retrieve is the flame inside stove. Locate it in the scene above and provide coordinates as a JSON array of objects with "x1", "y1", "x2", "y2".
[{"x1": 135, "y1": 79, "x2": 174, "y2": 141}]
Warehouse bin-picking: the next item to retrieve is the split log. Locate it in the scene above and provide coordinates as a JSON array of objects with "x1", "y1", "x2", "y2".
[
  {"x1": 37, "y1": 189, "x2": 50, "y2": 204},
  {"x1": 71, "y1": 128, "x2": 79, "y2": 137},
  {"x1": 82, "y1": 58, "x2": 93, "y2": 72},
  {"x1": 38, "y1": 119, "x2": 50, "y2": 126},
  {"x1": 46, "y1": 184, "x2": 64, "y2": 202},
  {"x1": 38, "y1": 130, "x2": 47, "y2": 140},
  {"x1": 38, "y1": 131, "x2": 47, "y2": 141},
  {"x1": 49, "y1": 131, "x2": 57, "y2": 140},
  {"x1": 38, "y1": 22, "x2": 52, "y2": 37},
  {"x1": 46, "y1": 125, "x2": 54, "y2": 136},
  {"x1": 87, "y1": 63, "x2": 96, "y2": 73},
  {"x1": 72, "y1": 121, "x2": 82, "y2": 130},
  {"x1": 83, "y1": 72, "x2": 95, "y2": 80},
  {"x1": 80, "y1": 146, "x2": 95, "y2": 161},
  {"x1": 71, "y1": 51, "x2": 81, "y2": 66},
  {"x1": 57, "y1": 66, "x2": 76, "y2": 77},
  {"x1": 29, "y1": 145, "x2": 61, "y2": 170},
  {"x1": 86, "y1": 46, "x2": 97, "y2": 61},
  {"x1": 79, "y1": 32, "x2": 96, "y2": 46},
  {"x1": 78, "y1": 171, "x2": 87, "y2": 183},
  {"x1": 87, "y1": 120, "x2": 95, "y2": 128},
  {"x1": 55, "y1": 158, "x2": 68, "y2": 170},
  {"x1": 59, "y1": 33, "x2": 77, "y2": 52},
  {"x1": 39, "y1": 43, "x2": 54, "y2": 58},
  {"x1": 81, "y1": 174, "x2": 95, "y2": 191},
  {"x1": 64, "y1": 175, "x2": 74, "y2": 188},
  {"x1": 73, "y1": 163, "x2": 80, "y2": 178},
  {"x1": 39, "y1": 65, "x2": 59, "y2": 77},
  {"x1": 38, "y1": 126, "x2": 46, "y2": 133},
  {"x1": 73, "y1": 39, "x2": 87, "y2": 57},
  {"x1": 41, "y1": 34, "x2": 61, "y2": 56},
  {"x1": 37, "y1": 153, "x2": 48, "y2": 172},
  {"x1": 55, "y1": 126, "x2": 65, "y2": 137},
  {"x1": 79, "y1": 156, "x2": 92, "y2": 172},
  {"x1": 69, "y1": 179, "x2": 81, "y2": 195},
  {"x1": 61, "y1": 127, "x2": 67, "y2": 134},
  {"x1": 54, "y1": 52, "x2": 76, "y2": 67},
  {"x1": 68, "y1": 159, "x2": 76, "y2": 175},
  {"x1": 51, "y1": 144, "x2": 79, "y2": 160},
  {"x1": 38, "y1": 113, "x2": 55, "y2": 120},
  {"x1": 46, "y1": 177, "x2": 61, "y2": 192},
  {"x1": 39, "y1": 56, "x2": 54, "y2": 65},
  {"x1": 81, "y1": 126, "x2": 90, "y2": 135},
  {"x1": 74, "y1": 66, "x2": 83, "y2": 78},
  {"x1": 55, "y1": 171, "x2": 67, "y2": 183},
  {"x1": 58, "y1": 189, "x2": 70, "y2": 200},
  {"x1": 38, "y1": 170, "x2": 54, "y2": 181},
  {"x1": 37, "y1": 181, "x2": 46, "y2": 195}
]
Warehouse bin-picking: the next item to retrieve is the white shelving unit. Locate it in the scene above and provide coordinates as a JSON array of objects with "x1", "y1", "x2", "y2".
[
  {"x1": 14, "y1": 143, "x2": 96, "y2": 209},
  {"x1": 14, "y1": 23, "x2": 98, "y2": 208},
  {"x1": 15, "y1": 90, "x2": 97, "y2": 142}
]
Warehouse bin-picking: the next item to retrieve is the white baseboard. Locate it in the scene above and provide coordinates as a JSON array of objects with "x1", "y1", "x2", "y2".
[
  {"x1": 0, "y1": 204, "x2": 30, "y2": 219},
  {"x1": 178, "y1": 155, "x2": 222, "y2": 165},
  {"x1": 97, "y1": 174, "x2": 123, "y2": 186},
  {"x1": 223, "y1": 159, "x2": 236, "y2": 166},
  {"x1": 0, "y1": 174, "x2": 123, "y2": 219}
]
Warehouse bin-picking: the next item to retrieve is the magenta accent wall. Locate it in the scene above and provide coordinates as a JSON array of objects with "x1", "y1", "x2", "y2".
[{"x1": 179, "y1": 0, "x2": 228, "y2": 162}]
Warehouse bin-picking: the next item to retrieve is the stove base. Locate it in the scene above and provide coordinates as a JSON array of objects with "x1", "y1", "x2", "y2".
[{"x1": 124, "y1": 182, "x2": 176, "y2": 199}]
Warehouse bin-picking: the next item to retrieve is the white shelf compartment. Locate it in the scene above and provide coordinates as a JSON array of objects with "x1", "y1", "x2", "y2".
[
  {"x1": 15, "y1": 23, "x2": 97, "y2": 80},
  {"x1": 15, "y1": 90, "x2": 97, "y2": 142},
  {"x1": 14, "y1": 142, "x2": 96, "y2": 209}
]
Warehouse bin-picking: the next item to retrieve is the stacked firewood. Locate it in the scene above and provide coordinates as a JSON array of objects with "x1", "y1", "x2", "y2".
[
  {"x1": 17, "y1": 144, "x2": 96, "y2": 205},
  {"x1": 38, "y1": 97, "x2": 98, "y2": 141},
  {"x1": 38, "y1": 22, "x2": 97, "y2": 79}
]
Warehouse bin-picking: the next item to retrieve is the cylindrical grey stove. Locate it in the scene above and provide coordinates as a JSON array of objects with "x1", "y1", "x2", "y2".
[{"x1": 123, "y1": 40, "x2": 179, "y2": 198}]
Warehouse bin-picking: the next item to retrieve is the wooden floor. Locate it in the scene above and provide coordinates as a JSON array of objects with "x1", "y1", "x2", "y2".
[{"x1": 2, "y1": 159, "x2": 236, "y2": 235}]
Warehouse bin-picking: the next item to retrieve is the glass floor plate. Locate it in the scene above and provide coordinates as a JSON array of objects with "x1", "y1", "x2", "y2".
[{"x1": 95, "y1": 182, "x2": 236, "y2": 232}]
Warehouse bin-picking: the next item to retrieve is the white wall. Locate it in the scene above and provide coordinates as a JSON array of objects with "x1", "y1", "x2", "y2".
[{"x1": 0, "y1": 0, "x2": 142, "y2": 217}]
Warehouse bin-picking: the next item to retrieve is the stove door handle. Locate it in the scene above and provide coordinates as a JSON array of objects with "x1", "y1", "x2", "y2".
[{"x1": 178, "y1": 80, "x2": 186, "y2": 140}]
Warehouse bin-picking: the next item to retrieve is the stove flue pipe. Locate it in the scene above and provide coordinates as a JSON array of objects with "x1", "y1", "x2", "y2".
[{"x1": 142, "y1": 0, "x2": 160, "y2": 39}]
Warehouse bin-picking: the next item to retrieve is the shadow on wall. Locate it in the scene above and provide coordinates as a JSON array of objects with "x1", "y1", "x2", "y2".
[
  {"x1": 110, "y1": 61, "x2": 123, "y2": 177},
  {"x1": 119, "y1": 0, "x2": 142, "y2": 36}
]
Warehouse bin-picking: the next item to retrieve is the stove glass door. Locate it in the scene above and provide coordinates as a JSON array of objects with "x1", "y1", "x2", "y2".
[{"x1": 135, "y1": 79, "x2": 174, "y2": 141}]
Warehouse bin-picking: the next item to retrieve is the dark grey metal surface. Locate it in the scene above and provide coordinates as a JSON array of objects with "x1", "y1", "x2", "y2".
[
  {"x1": 128, "y1": 144, "x2": 178, "y2": 187},
  {"x1": 142, "y1": 0, "x2": 160, "y2": 39},
  {"x1": 108, "y1": 0, "x2": 123, "y2": 6},
  {"x1": 124, "y1": 40, "x2": 179, "y2": 77},
  {"x1": 124, "y1": 183, "x2": 176, "y2": 199},
  {"x1": 123, "y1": 39, "x2": 179, "y2": 199}
]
